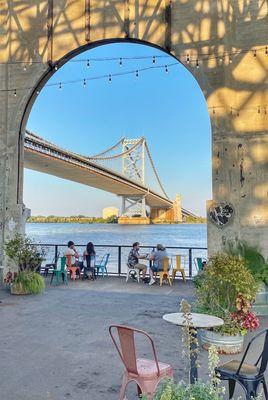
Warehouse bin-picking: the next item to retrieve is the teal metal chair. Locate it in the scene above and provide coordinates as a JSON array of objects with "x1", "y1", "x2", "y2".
[
  {"x1": 95, "y1": 253, "x2": 110, "y2": 277},
  {"x1": 50, "y1": 256, "x2": 68, "y2": 285},
  {"x1": 194, "y1": 257, "x2": 206, "y2": 272}
]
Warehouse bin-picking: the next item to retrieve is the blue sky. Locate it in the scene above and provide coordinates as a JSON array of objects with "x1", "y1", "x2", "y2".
[{"x1": 25, "y1": 42, "x2": 211, "y2": 217}]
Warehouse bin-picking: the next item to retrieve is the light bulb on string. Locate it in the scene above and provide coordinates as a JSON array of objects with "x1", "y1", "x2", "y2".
[
  {"x1": 135, "y1": 70, "x2": 139, "y2": 78},
  {"x1": 152, "y1": 56, "x2": 156, "y2": 64},
  {"x1": 229, "y1": 55, "x2": 232, "y2": 64},
  {"x1": 59, "y1": 82, "x2": 62, "y2": 90},
  {"x1": 196, "y1": 59, "x2": 199, "y2": 68},
  {"x1": 186, "y1": 54, "x2": 190, "y2": 64},
  {"x1": 119, "y1": 58, "x2": 123, "y2": 67},
  {"x1": 36, "y1": 90, "x2": 40, "y2": 95},
  {"x1": 253, "y1": 49, "x2": 257, "y2": 57},
  {"x1": 83, "y1": 78, "x2": 86, "y2": 88},
  {"x1": 14, "y1": 89, "x2": 17, "y2": 97},
  {"x1": 23, "y1": 64, "x2": 27, "y2": 71},
  {"x1": 86, "y1": 59, "x2": 90, "y2": 68},
  {"x1": 108, "y1": 74, "x2": 112, "y2": 84},
  {"x1": 54, "y1": 64, "x2": 58, "y2": 71},
  {"x1": 165, "y1": 65, "x2": 169, "y2": 73}
]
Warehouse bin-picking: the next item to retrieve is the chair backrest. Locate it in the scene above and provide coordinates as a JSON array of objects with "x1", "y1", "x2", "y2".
[
  {"x1": 162, "y1": 257, "x2": 170, "y2": 273},
  {"x1": 60, "y1": 256, "x2": 66, "y2": 271},
  {"x1": 237, "y1": 328, "x2": 268, "y2": 376},
  {"x1": 66, "y1": 255, "x2": 72, "y2": 268},
  {"x1": 195, "y1": 257, "x2": 203, "y2": 271},
  {"x1": 175, "y1": 255, "x2": 181, "y2": 270},
  {"x1": 109, "y1": 325, "x2": 160, "y2": 377},
  {"x1": 102, "y1": 253, "x2": 110, "y2": 266}
]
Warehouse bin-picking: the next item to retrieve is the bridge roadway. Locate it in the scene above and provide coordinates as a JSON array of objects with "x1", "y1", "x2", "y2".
[{"x1": 24, "y1": 131, "x2": 196, "y2": 218}]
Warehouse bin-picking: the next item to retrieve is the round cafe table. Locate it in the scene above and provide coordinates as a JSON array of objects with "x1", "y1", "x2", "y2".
[{"x1": 163, "y1": 312, "x2": 224, "y2": 384}]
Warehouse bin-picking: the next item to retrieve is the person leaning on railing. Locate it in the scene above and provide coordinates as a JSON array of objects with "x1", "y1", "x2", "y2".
[{"x1": 127, "y1": 242, "x2": 148, "y2": 282}]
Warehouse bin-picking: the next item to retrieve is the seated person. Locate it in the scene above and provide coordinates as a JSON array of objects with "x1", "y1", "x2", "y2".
[
  {"x1": 83, "y1": 242, "x2": 96, "y2": 280},
  {"x1": 65, "y1": 241, "x2": 83, "y2": 278},
  {"x1": 127, "y1": 242, "x2": 147, "y2": 281},
  {"x1": 149, "y1": 244, "x2": 169, "y2": 286}
]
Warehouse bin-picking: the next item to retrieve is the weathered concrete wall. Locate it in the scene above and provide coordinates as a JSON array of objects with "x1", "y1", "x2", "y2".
[{"x1": 0, "y1": 0, "x2": 267, "y2": 268}]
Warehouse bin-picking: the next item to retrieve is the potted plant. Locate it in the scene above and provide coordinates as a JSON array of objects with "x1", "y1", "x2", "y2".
[
  {"x1": 194, "y1": 254, "x2": 259, "y2": 354},
  {"x1": 226, "y1": 240, "x2": 268, "y2": 315},
  {"x1": 4, "y1": 234, "x2": 45, "y2": 295}
]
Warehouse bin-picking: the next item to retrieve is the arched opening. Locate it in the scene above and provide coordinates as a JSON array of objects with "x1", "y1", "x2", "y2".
[{"x1": 22, "y1": 39, "x2": 211, "y2": 257}]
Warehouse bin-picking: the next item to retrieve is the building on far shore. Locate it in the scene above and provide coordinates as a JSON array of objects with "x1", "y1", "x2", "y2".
[{"x1": 102, "y1": 207, "x2": 119, "y2": 219}]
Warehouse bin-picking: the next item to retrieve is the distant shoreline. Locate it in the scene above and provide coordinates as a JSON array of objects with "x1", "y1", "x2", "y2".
[{"x1": 27, "y1": 216, "x2": 206, "y2": 224}]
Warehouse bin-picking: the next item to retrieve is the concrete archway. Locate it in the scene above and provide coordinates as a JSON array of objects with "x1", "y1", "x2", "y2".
[{"x1": 0, "y1": 1, "x2": 267, "y2": 266}]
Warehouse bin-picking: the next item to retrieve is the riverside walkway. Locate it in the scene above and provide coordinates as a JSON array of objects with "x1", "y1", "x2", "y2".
[{"x1": 0, "y1": 279, "x2": 267, "y2": 400}]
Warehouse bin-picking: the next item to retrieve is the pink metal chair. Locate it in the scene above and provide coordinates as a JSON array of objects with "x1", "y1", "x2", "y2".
[{"x1": 109, "y1": 325, "x2": 173, "y2": 400}]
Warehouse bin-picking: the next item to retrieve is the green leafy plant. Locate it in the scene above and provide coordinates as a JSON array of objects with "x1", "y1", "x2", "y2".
[
  {"x1": 5, "y1": 233, "x2": 45, "y2": 272},
  {"x1": 12, "y1": 271, "x2": 45, "y2": 294},
  {"x1": 195, "y1": 253, "x2": 258, "y2": 335},
  {"x1": 4, "y1": 234, "x2": 46, "y2": 294},
  {"x1": 226, "y1": 240, "x2": 268, "y2": 285}
]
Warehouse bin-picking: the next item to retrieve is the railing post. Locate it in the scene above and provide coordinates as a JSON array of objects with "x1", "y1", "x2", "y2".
[
  {"x1": 118, "y1": 246, "x2": 122, "y2": 276},
  {"x1": 189, "y1": 248, "x2": 193, "y2": 278},
  {"x1": 55, "y1": 245, "x2": 58, "y2": 261}
]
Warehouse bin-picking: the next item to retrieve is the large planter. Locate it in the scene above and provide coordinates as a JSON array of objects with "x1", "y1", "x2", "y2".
[
  {"x1": 200, "y1": 329, "x2": 244, "y2": 354},
  {"x1": 10, "y1": 282, "x2": 30, "y2": 295},
  {"x1": 252, "y1": 282, "x2": 268, "y2": 316}
]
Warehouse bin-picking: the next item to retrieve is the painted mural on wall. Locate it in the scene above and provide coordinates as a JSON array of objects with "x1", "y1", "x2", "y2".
[{"x1": 209, "y1": 203, "x2": 234, "y2": 228}]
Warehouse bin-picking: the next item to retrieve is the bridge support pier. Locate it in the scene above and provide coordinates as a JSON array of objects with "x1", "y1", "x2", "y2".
[
  {"x1": 118, "y1": 195, "x2": 150, "y2": 224},
  {"x1": 151, "y1": 195, "x2": 183, "y2": 224}
]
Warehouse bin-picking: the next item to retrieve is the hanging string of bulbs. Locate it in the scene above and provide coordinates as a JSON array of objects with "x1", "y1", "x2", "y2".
[{"x1": 2, "y1": 45, "x2": 268, "y2": 115}]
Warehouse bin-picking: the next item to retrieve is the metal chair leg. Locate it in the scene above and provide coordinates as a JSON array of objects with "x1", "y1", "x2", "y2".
[
  {"x1": 263, "y1": 378, "x2": 268, "y2": 400},
  {"x1": 228, "y1": 379, "x2": 236, "y2": 399}
]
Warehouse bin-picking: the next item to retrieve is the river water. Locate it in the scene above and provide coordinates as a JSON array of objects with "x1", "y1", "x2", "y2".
[{"x1": 26, "y1": 223, "x2": 207, "y2": 276}]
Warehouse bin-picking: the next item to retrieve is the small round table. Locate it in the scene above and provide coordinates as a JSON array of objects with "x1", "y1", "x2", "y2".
[{"x1": 163, "y1": 312, "x2": 224, "y2": 383}]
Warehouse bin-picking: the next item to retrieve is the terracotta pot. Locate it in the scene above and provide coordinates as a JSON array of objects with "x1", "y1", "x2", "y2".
[
  {"x1": 200, "y1": 329, "x2": 245, "y2": 354},
  {"x1": 10, "y1": 282, "x2": 30, "y2": 295}
]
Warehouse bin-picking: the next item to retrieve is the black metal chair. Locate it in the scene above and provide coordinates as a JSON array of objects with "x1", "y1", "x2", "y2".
[{"x1": 215, "y1": 329, "x2": 268, "y2": 399}]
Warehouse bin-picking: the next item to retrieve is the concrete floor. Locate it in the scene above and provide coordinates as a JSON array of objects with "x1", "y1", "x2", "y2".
[{"x1": 0, "y1": 277, "x2": 267, "y2": 400}]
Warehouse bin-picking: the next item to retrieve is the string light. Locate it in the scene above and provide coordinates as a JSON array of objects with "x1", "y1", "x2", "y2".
[
  {"x1": 186, "y1": 54, "x2": 190, "y2": 64},
  {"x1": 59, "y1": 82, "x2": 62, "y2": 90},
  {"x1": 108, "y1": 74, "x2": 112, "y2": 83},
  {"x1": 165, "y1": 65, "x2": 168, "y2": 73},
  {"x1": 86, "y1": 59, "x2": 90, "y2": 68},
  {"x1": 135, "y1": 70, "x2": 139, "y2": 78},
  {"x1": 23, "y1": 64, "x2": 27, "y2": 71},
  {"x1": 54, "y1": 64, "x2": 58, "y2": 71},
  {"x1": 253, "y1": 49, "x2": 257, "y2": 57},
  {"x1": 83, "y1": 78, "x2": 86, "y2": 87},
  {"x1": 153, "y1": 56, "x2": 156, "y2": 64},
  {"x1": 229, "y1": 55, "x2": 232, "y2": 64},
  {"x1": 119, "y1": 58, "x2": 123, "y2": 67},
  {"x1": 14, "y1": 89, "x2": 17, "y2": 97},
  {"x1": 196, "y1": 59, "x2": 199, "y2": 68}
]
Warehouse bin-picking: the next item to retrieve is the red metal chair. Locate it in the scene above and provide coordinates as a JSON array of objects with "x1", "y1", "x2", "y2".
[{"x1": 109, "y1": 325, "x2": 173, "y2": 400}]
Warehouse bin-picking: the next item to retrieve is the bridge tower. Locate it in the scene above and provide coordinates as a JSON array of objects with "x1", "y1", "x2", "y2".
[{"x1": 119, "y1": 138, "x2": 149, "y2": 223}]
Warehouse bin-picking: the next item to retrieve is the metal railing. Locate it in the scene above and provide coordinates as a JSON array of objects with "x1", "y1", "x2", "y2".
[{"x1": 36, "y1": 243, "x2": 207, "y2": 278}]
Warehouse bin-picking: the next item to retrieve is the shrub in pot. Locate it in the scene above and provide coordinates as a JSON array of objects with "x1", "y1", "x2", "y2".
[
  {"x1": 195, "y1": 253, "x2": 259, "y2": 354},
  {"x1": 4, "y1": 234, "x2": 45, "y2": 295}
]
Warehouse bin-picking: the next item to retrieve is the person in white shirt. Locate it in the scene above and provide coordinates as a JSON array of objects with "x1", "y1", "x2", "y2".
[{"x1": 65, "y1": 241, "x2": 79, "y2": 265}]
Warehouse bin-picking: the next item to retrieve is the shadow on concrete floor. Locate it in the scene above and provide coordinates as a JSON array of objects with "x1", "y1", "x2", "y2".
[{"x1": 0, "y1": 279, "x2": 267, "y2": 399}]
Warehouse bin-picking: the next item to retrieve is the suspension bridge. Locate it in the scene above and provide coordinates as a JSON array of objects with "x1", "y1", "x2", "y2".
[{"x1": 24, "y1": 131, "x2": 198, "y2": 223}]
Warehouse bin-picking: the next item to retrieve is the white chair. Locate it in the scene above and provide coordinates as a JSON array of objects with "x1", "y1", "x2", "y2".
[{"x1": 126, "y1": 263, "x2": 140, "y2": 283}]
